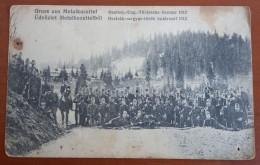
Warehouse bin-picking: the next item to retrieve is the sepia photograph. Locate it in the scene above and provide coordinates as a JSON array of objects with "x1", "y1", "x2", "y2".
[{"x1": 5, "y1": 5, "x2": 255, "y2": 159}]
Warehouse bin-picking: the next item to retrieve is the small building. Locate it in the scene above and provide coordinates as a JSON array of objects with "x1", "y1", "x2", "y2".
[{"x1": 50, "y1": 68, "x2": 75, "y2": 78}]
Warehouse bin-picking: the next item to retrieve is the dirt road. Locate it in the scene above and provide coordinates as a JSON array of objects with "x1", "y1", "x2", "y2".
[{"x1": 27, "y1": 126, "x2": 255, "y2": 159}]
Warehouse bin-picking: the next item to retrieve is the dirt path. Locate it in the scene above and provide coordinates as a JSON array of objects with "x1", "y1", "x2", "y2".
[{"x1": 26, "y1": 126, "x2": 255, "y2": 159}]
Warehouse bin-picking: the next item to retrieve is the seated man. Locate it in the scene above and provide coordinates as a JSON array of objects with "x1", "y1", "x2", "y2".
[{"x1": 231, "y1": 103, "x2": 245, "y2": 131}]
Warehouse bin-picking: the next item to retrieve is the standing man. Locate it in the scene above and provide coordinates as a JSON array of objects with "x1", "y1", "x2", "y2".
[
  {"x1": 98, "y1": 97, "x2": 109, "y2": 125},
  {"x1": 59, "y1": 87, "x2": 73, "y2": 127},
  {"x1": 44, "y1": 85, "x2": 59, "y2": 125},
  {"x1": 73, "y1": 88, "x2": 84, "y2": 125},
  {"x1": 108, "y1": 96, "x2": 119, "y2": 121},
  {"x1": 78, "y1": 96, "x2": 87, "y2": 126},
  {"x1": 87, "y1": 97, "x2": 99, "y2": 126},
  {"x1": 119, "y1": 98, "x2": 129, "y2": 116}
]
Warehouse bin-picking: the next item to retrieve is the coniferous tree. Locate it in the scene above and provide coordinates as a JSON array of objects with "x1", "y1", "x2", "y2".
[
  {"x1": 176, "y1": 56, "x2": 184, "y2": 89},
  {"x1": 71, "y1": 66, "x2": 75, "y2": 78},
  {"x1": 145, "y1": 59, "x2": 151, "y2": 86},
  {"x1": 59, "y1": 65, "x2": 68, "y2": 81},
  {"x1": 75, "y1": 64, "x2": 87, "y2": 95}
]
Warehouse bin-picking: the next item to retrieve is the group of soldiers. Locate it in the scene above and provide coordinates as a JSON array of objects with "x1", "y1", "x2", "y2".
[
  {"x1": 8, "y1": 53, "x2": 251, "y2": 131},
  {"x1": 69, "y1": 85, "x2": 250, "y2": 131}
]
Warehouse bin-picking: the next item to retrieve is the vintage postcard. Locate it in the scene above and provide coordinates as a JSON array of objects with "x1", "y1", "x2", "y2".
[{"x1": 5, "y1": 5, "x2": 254, "y2": 159}]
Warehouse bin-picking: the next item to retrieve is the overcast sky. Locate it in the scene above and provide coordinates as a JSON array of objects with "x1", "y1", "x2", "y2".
[{"x1": 10, "y1": 6, "x2": 251, "y2": 66}]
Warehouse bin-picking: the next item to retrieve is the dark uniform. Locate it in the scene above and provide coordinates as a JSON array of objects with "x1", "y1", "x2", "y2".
[
  {"x1": 59, "y1": 92, "x2": 72, "y2": 126},
  {"x1": 179, "y1": 104, "x2": 192, "y2": 127},
  {"x1": 108, "y1": 99, "x2": 119, "y2": 120},
  {"x1": 87, "y1": 103, "x2": 99, "y2": 126},
  {"x1": 191, "y1": 105, "x2": 203, "y2": 127},
  {"x1": 44, "y1": 89, "x2": 59, "y2": 124},
  {"x1": 99, "y1": 102, "x2": 109, "y2": 125},
  {"x1": 165, "y1": 102, "x2": 174, "y2": 125},
  {"x1": 78, "y1": 99, "x2": 87, "y2": 125}
]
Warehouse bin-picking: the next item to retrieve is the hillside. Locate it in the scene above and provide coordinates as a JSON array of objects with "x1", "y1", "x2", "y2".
[{"x1": 5, "y1": 90, "x2": 64, "y2": 156}]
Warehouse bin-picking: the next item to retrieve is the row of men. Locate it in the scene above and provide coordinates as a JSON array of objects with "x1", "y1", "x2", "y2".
[{"x1": 43, "y1": 85, "x2": 250, "y2": 131}]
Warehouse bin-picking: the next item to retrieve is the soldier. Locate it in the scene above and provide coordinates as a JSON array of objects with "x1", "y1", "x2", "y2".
[
  {"x1": 151, "y1": 89, "x2": 157, "y2": 103},
  {"x1": 231, "y1": 102, "x2": 245, "y2": 131},
  {"x1": 119, "y1": 98, "x2": 129, "y2": 116},
  {"x1": 73, "y1": 88, "x2": 84, "y2": 125},
  {"x1": 198, "y1": 93, "x2": 206, "y2": 107},
  {"x1": 94, "y1": 88, "x2": 101, "y2": 105},
  {"x1": 98, "y1": 97, "x2": 109, "y2": 125},
  {"x1": 174, "y1": 101, "x2": 182, "y2": 127},
  {"x1": 179, "y1": 100, "x2": 192, "y2": 128},
  {"x1": 89, "y1": 87, "x2": 95, "y2": 101},
  {"x1": 123, "y1": 89, "x2": 131, "y2": 105},
  {"x1": 78, "y1": 96, "x2": 87, "y2": 126},
  {"x1": 191, "y1": 100, "x2": 203, "y2": 127},
  {"x1": 135, "y1": 89, "x2": 141, "y2": 101},
  {"x1": 137, "y1": 97, "x2": 144, "y2": 110},
  {"x1": 107, "y1": 96, "x2": 119, "y2": 121},
  {"x1": 203, "y1": 99, "x2": 216, "y2": 128},
  {"x1": 129, "y1": 99, "x2": 141, "y2": 122},
  {"x1": 131, "y1": 110, "x2": 144, "y2": 126},
  {"x1": 218, "y1": 100, "x2": 231, "y2": 128},
  {"x1": 24, "y1": 58, "x2": 30, "y2": 73},
  {"x1": 142, "y1": 98, "x2": 157, "y2": 128},
  {"x1": 144, "y1": 89, "x2": 150, "y2": 101},
  {"x1": 165, "y1": 98, "x2": 174, "y2": 125},
  {"x1": 42, "y1": 78, "x2": 51, "y2": 95},
  {"x1": 87, "y1": 97, "x2": 99, "y2": 126},
  {"x1": 153, "y1": 97, "x2": 166, "y2": 125},
  {"x1": 44, "y1": 85, "x2": 59, "y2": 124},
  {"x1": 127, "y1": 88, "x2": 135, "y2": 103},
  {"x1": 59, "y1": 87, "x2": 73, "y2": 127},
  {"x1": 143, "y1": 97, "x2": 153, "y2": 117},
  {"x1": 240, "y1": 87, "x2": 250, "y2": 112},
  {"x1": 101, "y1": 88, "x2": 109, "y2": 103},
  {"x1": 60, "y1": 79, "x2": 68, "y2": 96},
  {"x1": 30, "y1": 60, "x2": 37, "y2": 76}
]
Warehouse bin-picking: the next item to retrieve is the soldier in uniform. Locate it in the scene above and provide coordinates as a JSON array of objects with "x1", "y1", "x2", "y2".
[
  {"x1": 129, "y1": 99, "x2": 141, "y2": 122},
  {"x1": 24, "y1": 58, "x2": 30, "y2": 73},
  {"x1": 98, "y1": 97, "x2": 109, "y2": 125},
  {"x1": 153, "y1": 97, "x2": 167, "y2": 125},
  {"x1": 231, "y1": 102, "x2": 245, "y2": 131},
  {"x1": 44, "y1": 85, "x2": 59, "y2": 124},
  {"x1": 107, "y1": 96, "x2": 119, "y2": 121},
  {"x1": 59, "y1": 87, "x2": 73, "y2": 127},
  {"x1": 191, "y1": 100, "x2": 203, "y2": 127},
  {"x1": 203, "y1": 99, "x2": 216, "y2": 128},
  {"x1": 30, "y1": 60, "x2": 37, "y2": 76},
  {"x1": 179, "y1": 100, "x2": 192, "y2": 128},
  {"x1": 165, "y1": 98, "x2": 174, "y2": 125},
  {"x1": 78, "y1": 96, "x2": 87, "y2": 126},
  {"x1": 87, "y1": 97, "x2": 99, "y2": 126},
  {"x1": 60, "y1": 79, "x2": 68, "y2": 96},
  {"x1": 143, "y1": 97, "x2": 153, "y2": 117},
  {"x1": 73, "y1": 88, "x2": 84, "y2": 125},
  {"x1": 174, "y1": 101, "x2": 182, "y2": 127},
  {"x1": 119, "y1": 98, "x2": 129, "y2": 117},
  {"x1": 42, "y1": 78, "x2": 51, "y2": 95},
  {"x1": 101, "y1": 89, "x2": 109, "y2": 103},
  {"x1": 218, "y1": 100, "x2": 231, "y2": 129}
]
